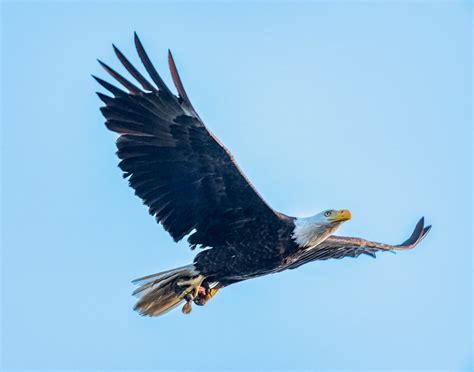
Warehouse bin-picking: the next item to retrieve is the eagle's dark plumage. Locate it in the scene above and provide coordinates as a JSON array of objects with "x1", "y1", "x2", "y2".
[{"x1": 95, "y1": 33, "x2": 431, "y2": 317}]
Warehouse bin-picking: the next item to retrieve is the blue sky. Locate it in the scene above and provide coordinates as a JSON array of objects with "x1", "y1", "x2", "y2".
[{"x1": 1, "y1": 1, "x2": 472, "y2": 370}]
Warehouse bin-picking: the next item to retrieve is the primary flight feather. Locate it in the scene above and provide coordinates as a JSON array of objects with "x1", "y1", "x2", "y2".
[{"x1": 94, "y1": 33, "x2": 431, "y2": 317}]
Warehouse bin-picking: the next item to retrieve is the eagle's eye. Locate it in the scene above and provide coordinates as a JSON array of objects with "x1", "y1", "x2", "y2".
[{"x1": 324, "y1": 211, "x2": 332, "y2": 217}]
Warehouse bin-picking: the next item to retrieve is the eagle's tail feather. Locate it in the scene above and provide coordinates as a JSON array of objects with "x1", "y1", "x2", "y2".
[{"x1": 132, "y1": 264, "x2": 203, "y2": 317}]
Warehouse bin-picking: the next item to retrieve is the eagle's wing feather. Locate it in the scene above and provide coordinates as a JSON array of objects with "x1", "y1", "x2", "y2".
[
  {"x1": 286, "y1": 218, "x2": 431, "y2": 270},
  {"x1": 95, "y1": 34, "x2": 283, "y2": 249}
]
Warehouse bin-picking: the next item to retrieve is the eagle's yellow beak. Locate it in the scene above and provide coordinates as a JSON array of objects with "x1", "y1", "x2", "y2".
[{"x1": 329, "y1": 209, "x2": 352, "y2": 222}]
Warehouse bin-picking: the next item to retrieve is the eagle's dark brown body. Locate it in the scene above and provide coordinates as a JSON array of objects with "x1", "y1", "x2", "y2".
[{"x1": 195, "y1": 216, "x2": 298, "y2": 285}]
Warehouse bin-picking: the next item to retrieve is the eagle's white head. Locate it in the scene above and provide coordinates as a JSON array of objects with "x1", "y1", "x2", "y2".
[{"x1": 292, "y1": 209, "x2": 352, "y2": 248}]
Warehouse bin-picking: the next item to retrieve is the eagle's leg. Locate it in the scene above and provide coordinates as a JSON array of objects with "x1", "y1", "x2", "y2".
[{"x1": 176, "y1": 275, "x2": 205, "y2": 314}]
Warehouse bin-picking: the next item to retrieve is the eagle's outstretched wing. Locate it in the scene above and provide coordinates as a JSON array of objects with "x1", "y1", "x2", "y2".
[
  {"x1": 94, "y1": 33, "x2": 284, "y2": 249},
  {"x1": 285, "y1": 217, "x2": 431, "y2": 270}
]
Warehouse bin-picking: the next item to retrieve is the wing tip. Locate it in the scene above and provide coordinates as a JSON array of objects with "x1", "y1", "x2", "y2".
[
  {"x1": 92, "y1": 74, "x2": 123, "y2": 95},
  {"x1": 133, "y1": 32, "x2": 173, "y2": 94},
  {"x1": 421, "y1": 225, "x2": 432, "y2": 241},
  {"x1": 97, "y1": 57, "x2": 141, "y2": 94},
  {"x1": 408, "y1": 217, "x2": 431, "y2": 247},
  {"x1": 95, "y1": 91, "x2": 113, "y2": 104},
  {"x1": 409, "y1": 216, "x2": 425, "y2": 244},
  {"x1": 112, "y1": 43, "x2": 121, "y2": 56},
  {"x1": 97, "y1": 58, "x2": 108, "y2": 70},
  {"x1": 134, "y1": 31, "x2": 144, "y2": 51}
]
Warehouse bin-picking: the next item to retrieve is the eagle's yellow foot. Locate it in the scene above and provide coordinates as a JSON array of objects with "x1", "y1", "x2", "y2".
[
  {"x1": 176, "y1": 275, "x2": 205, "y2": 314},
  {"x1": 194, "y1": 287, "x2": 220, "y2": 306},
  {"x1": 177, "y1": 275, "x2": 205, "y2": 299}
]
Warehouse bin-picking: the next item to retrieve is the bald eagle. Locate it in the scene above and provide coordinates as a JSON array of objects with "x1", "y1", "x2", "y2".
[{"x1": 94, "y1": 33, "x2": 431, "y2": 317}]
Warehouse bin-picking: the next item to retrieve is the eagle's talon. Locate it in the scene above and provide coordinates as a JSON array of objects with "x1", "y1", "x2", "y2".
[{"x1": 176, "y1": 275, "x2": 205, "y2": 301}]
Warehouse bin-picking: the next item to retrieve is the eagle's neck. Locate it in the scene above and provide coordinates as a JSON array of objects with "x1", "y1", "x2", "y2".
[{"x1": 292, "y1": 216, "x2": 340, "y2": 248}]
